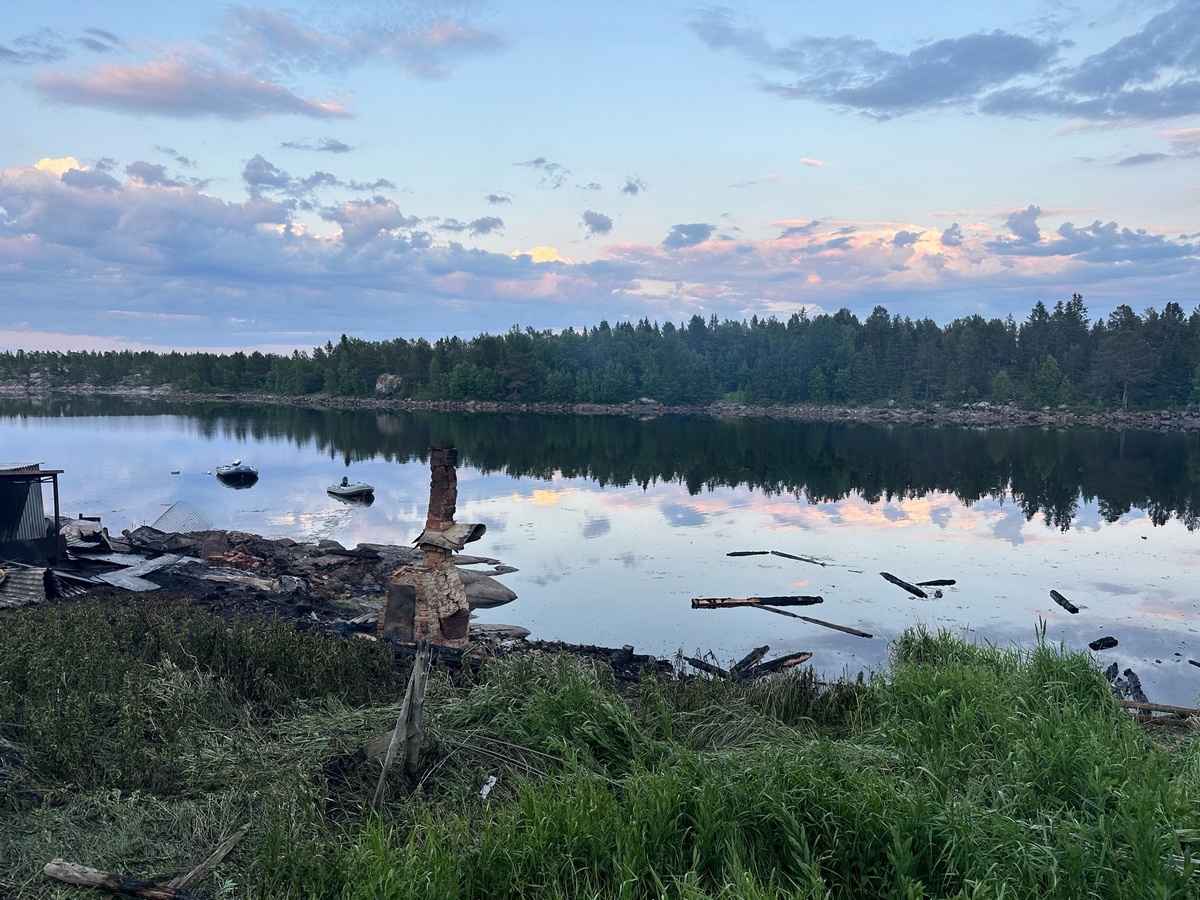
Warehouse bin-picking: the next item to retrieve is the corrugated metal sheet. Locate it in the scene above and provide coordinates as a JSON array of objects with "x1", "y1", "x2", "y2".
[
  {"x1": 0, "y1": 463, "x2": 48, "y2": 543},
  {"x1": 0, "y1": 566, "x2": 48, "y2": 609}
]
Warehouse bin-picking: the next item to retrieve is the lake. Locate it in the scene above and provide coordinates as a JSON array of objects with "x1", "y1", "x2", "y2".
[{"x1": 4, "y1": 396, "x2": 1200, "y2": 705}]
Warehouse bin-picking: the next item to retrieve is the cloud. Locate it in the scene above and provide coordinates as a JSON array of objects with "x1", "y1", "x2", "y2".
[
  {"x1": 778, "y1": 219, "x2": 821, "y2": 238},
  {"x1": 484, "y1": 192, "x2": 512, "y2": 205},
  {"x1": 35, "y1": 56, "x2": 352, "y2": 119},
  {"x1": 0, "y1": 29, "x2": 68, "y2": 65},
  {"x1": 692, "y1": 1, "x2": 1200, "y2": 122},
  {"x1": 1004, "y1": 205, "x2": 1042, "y2": 243},
  {"x1": 799, "y1": 157, "x2": 827, "y2": 167},
  {"x1": 218, "y1": 6, "x2": 507, "y2": 80},
  {"x1": 467, "y1": 216, "x2": 504, "y2": 236},
  {"x1": 1116, "y1": 152, "x2": 1171, "y2": 166},
  {"x1": 941, "y1": 223, "x2": 964, "y2": 247},
  {"x1": 662, "y1": 223, "x2": 715, "y2": 249},
  {"x1": 691, "y1": 7, "x2": 1061, "y2": 119},
  {"x1": 155, "y1": 145, "x2": 196, "y2": 167},
  {"x1": 76, "y1": 27, "x2": 122, "y2": 54},
  {"x1": 439, "y1": 216, "x2": 504, "y2": 236},
  {"x1": 125, "y1": 161, "x2": 187, "y2": 187},
  {"x1": 241, "y1": 154, "x2": 392, "y2": 198},
  {"x1": 243, "y1": 155, "x2": 292, "y2": 192},
  {"x1": 582, "y1": 209, "x2": 613, "y2": 237},
  {"x1": 281, "y1": 137, "x2": 353, "y2": 153},
  {"x1": 988, "y1": 218, "x2": 1199, "y2": 263},
  {"x1": 2, "y1": 159, "x2": 1197, "y2": 350},
  {"x1": 60, "y1": 168, "x2": 121, "y2": 191},
  {"x1": 620, "y1": 175, "x2": 647, "y2": 195},
  {"x1": 0, "y1": 159, "x2": 654, "y2": 349},
  {"x1": 515, "y1": 156, "x2": 569, "y2": 189},
  {"x1": 1164, "y1": 127, "x2": 1200, "y2": 154},
  {"x1": 26, "y1": 8, "x2": 505, "y2": 123}
]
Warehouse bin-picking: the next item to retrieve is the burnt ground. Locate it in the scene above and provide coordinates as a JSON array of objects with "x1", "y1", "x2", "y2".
[{"x1": 15, "y1": 524, "x2": 679, "y2": 683}]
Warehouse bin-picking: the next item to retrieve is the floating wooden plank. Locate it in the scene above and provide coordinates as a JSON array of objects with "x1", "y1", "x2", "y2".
[
  {"x1": 1116, "y1": 699, "x2": 1200, "y2": 718},
  {"x1": 916, "y1": 578, "x2": 956, "y2": 587},
  {"x1": 1050, "y1": 589, "x2": 1079, "y2": 614},
  {"x1": 726, "y1": 550, "x2": 770, "y2": 557},
  {"x1": 745, "y1": 651, "x2": 813, "y2": 676},
  {"x1": 797, "y1": 616, "x2": 873, "y2": 639},
  {"x1": 880, "y1": 572, "x2": 927, "y2": 598},
  {"x1": 770, "y1": 550, "x2": 827, "y2": 566},
  {"x1": 684, "y1": 656, "x2": 728, "y2": 677},
  {"x1": 692, "y1": 595, "x2": 824, "y2": 608},
  {"x1": 43, "y1": 860, "x2": 197, "y2": 899},
  {"x1": 730, "y1": 645, "x2": 770, "y2": 674}
]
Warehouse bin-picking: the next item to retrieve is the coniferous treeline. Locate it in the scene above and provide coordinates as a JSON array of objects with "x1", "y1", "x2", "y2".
[{"x1": 4, "y1": 295, "x2": 1200, "y2": 409}]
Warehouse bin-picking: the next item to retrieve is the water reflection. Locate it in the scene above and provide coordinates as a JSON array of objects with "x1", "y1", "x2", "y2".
[
  {"x1": 4, "y1": 398, "x2": 1200, "y2": 706},
  {"x1": 4, "y1": 396, "x2": 1198, "y2": 531}
]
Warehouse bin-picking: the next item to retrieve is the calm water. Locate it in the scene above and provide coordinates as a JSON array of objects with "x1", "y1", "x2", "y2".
[{"x1": 4, "y1": 397, "x2": 1200, "y2": 705}]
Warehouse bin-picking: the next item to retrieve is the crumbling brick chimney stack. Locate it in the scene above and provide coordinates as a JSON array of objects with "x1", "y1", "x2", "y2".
[
  {"x1": 378, "y1": 445, "x2": 483, "y2": 648},
  {"x1": 421, "y1": 446, "x2": 458, "y2": 567}
]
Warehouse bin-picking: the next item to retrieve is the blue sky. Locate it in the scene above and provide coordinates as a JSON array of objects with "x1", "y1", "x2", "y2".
[{"x1": 1, "y1": 0, "x2": 1198, "y2": 352}]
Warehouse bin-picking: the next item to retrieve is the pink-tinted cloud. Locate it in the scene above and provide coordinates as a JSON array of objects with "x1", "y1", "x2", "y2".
[
  {"x1": 2, "y1": 158, "x2": 1198, "y2": 349},
  {"x1": 35, "y1": 57, "x2": 351, "y2": 119}
]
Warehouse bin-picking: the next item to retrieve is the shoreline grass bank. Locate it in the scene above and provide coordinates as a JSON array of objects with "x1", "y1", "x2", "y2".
[{"x1": 2, "y1": 599, "x2": 1197, "y2": 898}]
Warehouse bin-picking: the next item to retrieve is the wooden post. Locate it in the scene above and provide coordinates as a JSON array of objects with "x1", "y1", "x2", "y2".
[
  {"x1": 372, "y1": 643, "x2": 431, "y2": 808},
  {"x1": 404, "y1": 646, "x2": 432, "y2": 777}
]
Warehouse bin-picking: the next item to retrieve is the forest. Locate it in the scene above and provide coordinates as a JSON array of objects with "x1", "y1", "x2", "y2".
[{"x1": 4, "y1": 295, "x2": 1200, "y2": 410}]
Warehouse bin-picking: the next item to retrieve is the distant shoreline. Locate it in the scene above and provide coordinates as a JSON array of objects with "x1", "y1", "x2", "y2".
[{"x1": 4, "y1": 383, "x2": 1200, "y2": 432}]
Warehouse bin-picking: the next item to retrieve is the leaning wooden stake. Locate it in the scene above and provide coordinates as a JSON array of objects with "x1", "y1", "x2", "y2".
[
  {"x1": 797, "y1": 615, "x2": 873, "y2": 639},
  {"x1": 43, "y1": 861, "x2": 197, "y2": 900},
  {"x1": 167, "y1": 822, "x2": 251, "y2": 890},
  {"x1": 372, "y1": 642, "x2": 431, "y2": 808}
]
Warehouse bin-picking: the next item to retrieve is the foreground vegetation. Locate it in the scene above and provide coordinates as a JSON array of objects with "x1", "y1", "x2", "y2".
[
  {"x1": 2, "y1": 599, "x2": 1198, "y2": 898},
  {"x1": 4, "y1": 295, "x2": 1200, "y2": 411}
]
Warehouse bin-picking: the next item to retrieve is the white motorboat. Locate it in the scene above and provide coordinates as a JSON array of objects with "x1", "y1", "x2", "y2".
[{"x1": 215, "y1": 459, "x2": 259, "y2": 488}]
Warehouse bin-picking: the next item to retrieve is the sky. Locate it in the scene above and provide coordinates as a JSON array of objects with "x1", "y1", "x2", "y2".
[{"x1": 1, "y1": 0, "x2": 1198, "y2": 353}]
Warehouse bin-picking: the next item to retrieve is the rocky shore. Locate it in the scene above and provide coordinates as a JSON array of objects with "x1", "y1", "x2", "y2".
[{"x1": 5, "y1": 379, "x2": 1200, "y2": 432}]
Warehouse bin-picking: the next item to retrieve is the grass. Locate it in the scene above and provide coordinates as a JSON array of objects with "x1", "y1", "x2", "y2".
[{"x1": 1, "y1": 601, "x2": 1197, "y2": 899}]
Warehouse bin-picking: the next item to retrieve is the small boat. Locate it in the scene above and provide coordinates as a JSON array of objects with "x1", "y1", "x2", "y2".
[
  {"x1": 327, "y1": 477, "x2": 374, "y2": 501},
  {"x1": 215, "y1": 459, "x2": 259, "y2": 489}
]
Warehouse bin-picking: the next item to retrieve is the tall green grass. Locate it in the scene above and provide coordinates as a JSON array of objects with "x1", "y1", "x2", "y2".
[{"x1": 2, "y1": 601, "x2": 1197, "y2": 899}]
